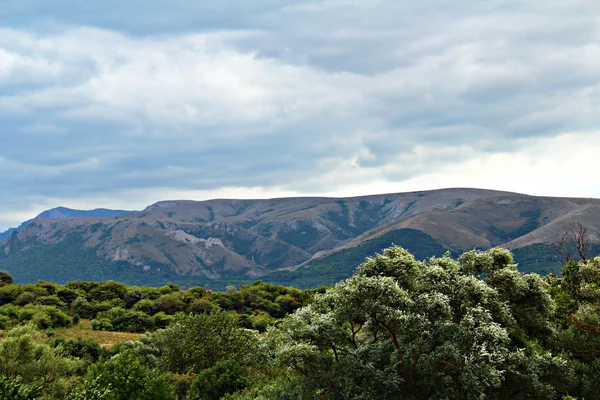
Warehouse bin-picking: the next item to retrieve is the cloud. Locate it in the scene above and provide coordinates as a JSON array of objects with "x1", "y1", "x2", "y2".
[{"x1": 1, "y1": 0, "x2": 600, "y2": 229}]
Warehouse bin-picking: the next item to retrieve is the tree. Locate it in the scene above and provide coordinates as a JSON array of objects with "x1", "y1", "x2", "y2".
[
  {"x1": 0, "y1": 272, "x2": 13, "y2": 287},
  {"x1": 272, "y1": 246, "x2": 568, "y2": 399},
  {"x1": 74, "y1": 350, "x2": 175, "y2": 400},
  {"x1": 549, "y1": 256, "x2": 600, "y2": 398},
  {"x1": 0, "y1": 376, "x2": 39, "y2": 400},
  {"x1": 187, "y1": 360, "x2": 250, "y2": 400},
  {"x1": 153, "y1": 310, "x2": 257, "y2": 374},
  {"x1": 0, "y1": 324, "x2": 82, "y2": 399},
  {"x1": 551, "y1": 220, "x2": 599, "y2": 264}
]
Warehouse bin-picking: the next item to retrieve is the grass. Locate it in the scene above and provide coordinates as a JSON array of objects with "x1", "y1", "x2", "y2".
[
  {"x1": 53, "y1": 319, "x2": 141, "y2": 348},
  {"x1": 0, "y1": 319, "x2": 141, "y2": 348}
]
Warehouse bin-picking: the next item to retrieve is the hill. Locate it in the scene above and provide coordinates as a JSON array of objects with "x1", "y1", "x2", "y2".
[
  {"x1": 0, "y1": 207, "x2": 135, "y2": 241},
  {"x1": 1, "y1": 188, "x2": 599, "y2": 289}
]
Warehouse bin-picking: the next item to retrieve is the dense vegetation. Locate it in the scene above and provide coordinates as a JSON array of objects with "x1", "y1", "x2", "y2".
[{"x1": 0, "y1": 245, "x2": 598, "y2": 399}]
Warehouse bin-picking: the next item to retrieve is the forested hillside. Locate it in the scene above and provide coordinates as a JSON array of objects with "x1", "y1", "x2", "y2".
[{"x1": 0, "y1": 246, "x2": 598, "y2": 399}]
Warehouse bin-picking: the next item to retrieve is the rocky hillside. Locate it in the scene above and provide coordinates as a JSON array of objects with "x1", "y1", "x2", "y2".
[
  {"x1": 1, "y1": 188, "x2": 599, "y2": 289},
  {"x1": 0, "y1": 207, "x2": 134, "y2": 241}
]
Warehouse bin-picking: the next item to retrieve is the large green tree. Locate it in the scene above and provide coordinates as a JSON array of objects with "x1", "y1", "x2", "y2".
[{"x1": 270, "y1": 246, "x2": 569, "y2": 400}]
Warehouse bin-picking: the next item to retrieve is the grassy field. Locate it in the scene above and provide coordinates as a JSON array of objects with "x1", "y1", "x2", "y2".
[
  {"x1": 0, "y1": 319, "x2": 141, "y2": 348},
  {"x1": 53, "y1": 319, "x2": 141, "y2": 347}
]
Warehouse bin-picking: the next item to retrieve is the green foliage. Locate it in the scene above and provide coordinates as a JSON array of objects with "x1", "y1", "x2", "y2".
[
  {"x1": 132, "y1": 299, "x2": 160, "y2": 315},
  {"x1": 35, "y1": 295, "x2": 66, "y2": 308},
  {"x1": 47, "y1": 337, "x2": 111, "y2": 364},
  {"x1": 187, "y1": 360, "x2": 250, "y2": 400},
  {"x1": 0, "y1": 375, "x2": 40, "y2": 400},
  {"x1": 0, "y1": 245, "x2": 598, "y2": 398},
  {"x1": 17, "y1": 305, "x2": 72, "y2": 329},
  {"x1": 93, "y1": 308, "x2": 154, "y2": 333},
  {"x1": 270, "y1": 246, "x2": 568, "y2": 399},
  {"x1": 0, "y1": 284, "x2": 24, "y2": 306},
  {"x1": 123, "y1": 289, "x2": 144, "y2": 308},
  {"x1": 0, "y1": 272, "x2": 14, "y2": 287},
  {"x1": 14, "y1": 292, "x2": 37, "y2": 306},
  {"x1": 188, "y1": 298, "x2": 217, "y2": 314},
  {"x1": 155, "y1": 311, "x2": 256, "y2": 374},
  {"x1": 75, "y1": 350, "x2": 175, "y2": 400},
  {"x1": 89, "y1": 281, "x2": 127, "y2": 302},
  {"x1": 0, "y1": 324, "x2": 82, "y2": 399}
]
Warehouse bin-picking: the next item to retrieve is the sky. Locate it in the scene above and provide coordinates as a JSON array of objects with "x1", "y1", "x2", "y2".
[{"x1": 1, "y1": 0, "x2": 600, "y2": 230}]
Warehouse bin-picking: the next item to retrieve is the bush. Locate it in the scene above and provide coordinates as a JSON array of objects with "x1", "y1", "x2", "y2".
[
  {"x1": 188, "y1": 299, "x2": 216, "y2": 315},
  {"x1": 14, "y1": 292, "x2": 37, "y2": 306},
  {"x1": 153, "y1": 312, "x2": 173, "y2": 329},
  {"x1": 0, "y1": 304, "x2": 19, "y2": 320},
  {"x1": 56, "y1": 287, "x2": 81, "y2": 305},
  {"x1": 124, "y1": 290, "x2": 145, "y2": 308},
  {"x1": 156, "y1": 293, "x2": 185, "y2": 315},
  {"x1": 34, "y1": 281, "x2": 57, "y2": 296},
  {"x1": 187, "y1": 360, "x2": 249, "y2": 400},
  {"x1": 0, "y1": 271, "x2": 14, "y2": 287},
  {"x1": 113, "y1": 310, "x2": 155, "y2": 333},
  {"x1": 35, "y1": 295, "x2": 66, "y2": 308},
  {"x1": 0, "y1": 375, "x2": 40, "y2": 400},
  {"x1": 47, "y1": 337, "x2": 110, "y2": 363},
  {"x1": 91, "y1": 319, "x2": 113, "y2": 331},
  {"x1": 133, "y1": 299, "x2": 160, "y2": 315},
  {"x1": 0, "y1": 285, "x2": 23, "y2": 306},
  {"x1": 156, "y1": 311, "x2": 256, "y2": 374},
  {"x1": 88, "y1": 281, "x2": 127, "y2": 302},
  {"x1": 170, "y1": 373, "x2": 195, "y2": 400},
  {"x1": 18, "y1": 305, "x2": 71, "y2": 329},
  {"x1": 79, "y1": 350, "x2": 175, "y2": 400},
  {"x1": 31, "y1": 312, "x2": 52, "y2": 330}
]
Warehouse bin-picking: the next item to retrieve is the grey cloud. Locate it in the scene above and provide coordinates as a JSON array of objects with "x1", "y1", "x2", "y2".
[{"x1": 1, "y1": 0, "x2": 600, "y2": 228}]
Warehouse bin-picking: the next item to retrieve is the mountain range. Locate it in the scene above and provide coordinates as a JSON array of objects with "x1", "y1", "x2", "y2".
[
  {"x1": 0, "y1": 207, "x2": 134, "y2": 241},
  {"x1": 1, "y1": 188, "x2": 599, "y2": 289}
]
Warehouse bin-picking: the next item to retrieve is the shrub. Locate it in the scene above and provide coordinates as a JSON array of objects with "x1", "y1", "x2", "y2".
[
  {"x1": 0, "y1": 271, "x2": 14, "y2": 287},
  {"x1": 35, "y1": 295, "x2": 66, "y2": 308},
  {"x1": 187, "y1": 360, "x2": 249, "y2": 400},
  {"x1": 0, "y1": 375, "x2": 40, "y2": 400},
  {"x1": 133, "y1": 299, "x2": 160, "y2": 315},
  {"x1": 0, "y1": 285, "x2": 23, "y2": 306},
  {"x1": 89, "y1": 281, "x2": 127, "y2": 302},
  {"x1": 47, "y1": 337, "x2": 110, "y2": 363},
  {"x1": 79, "y1": 350, "x2": 175, "y2": 400},
  {"x1": 156, "y1": 311, "x2": 256, "y2": 374},
  {"x1": 124, "y1": 290, "x2": 145, "y2": 308},
  {"x1": 153, "y1": 312, "x2": 173, "y2": 329},
  {"x1": 156, "y1": 293, "x2": 185, "y2": 315},
  {"x1": 91, "y1": 319, "x2": 113, "y2": 331},
  {"x1": 188, "y1": 299, "x2": 216, "y2": 315},
  {"x1": 112, "y1": 310, "x2": 155, "y2": 333},
  {"x1": 56, "y1": 287, "x2": 81, "y2": 305},
  {"x1": 14, "y1": 292, "x2": 37, "y2": 307}
]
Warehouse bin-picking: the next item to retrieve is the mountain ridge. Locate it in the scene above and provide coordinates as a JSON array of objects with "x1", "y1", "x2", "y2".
[
  {"x1": 1, "y1": 188, "x2": 599, "y2": 289},
  {"x1": 0, "y1": 207, "x2": 135, "y2": 242}
]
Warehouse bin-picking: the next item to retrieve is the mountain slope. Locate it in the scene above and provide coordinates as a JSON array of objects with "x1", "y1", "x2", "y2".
[
  {"x1": 0, "y1": 207, "x2": 134, "y2": 241},
  {"x1": 1, "y1": 188, "x2": 599, "y2": 289}
]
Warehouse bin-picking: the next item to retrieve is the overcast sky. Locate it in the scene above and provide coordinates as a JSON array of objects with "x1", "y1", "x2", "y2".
[{"x1": 1, "y1": 0, "x2": 600, "y2": 230}]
